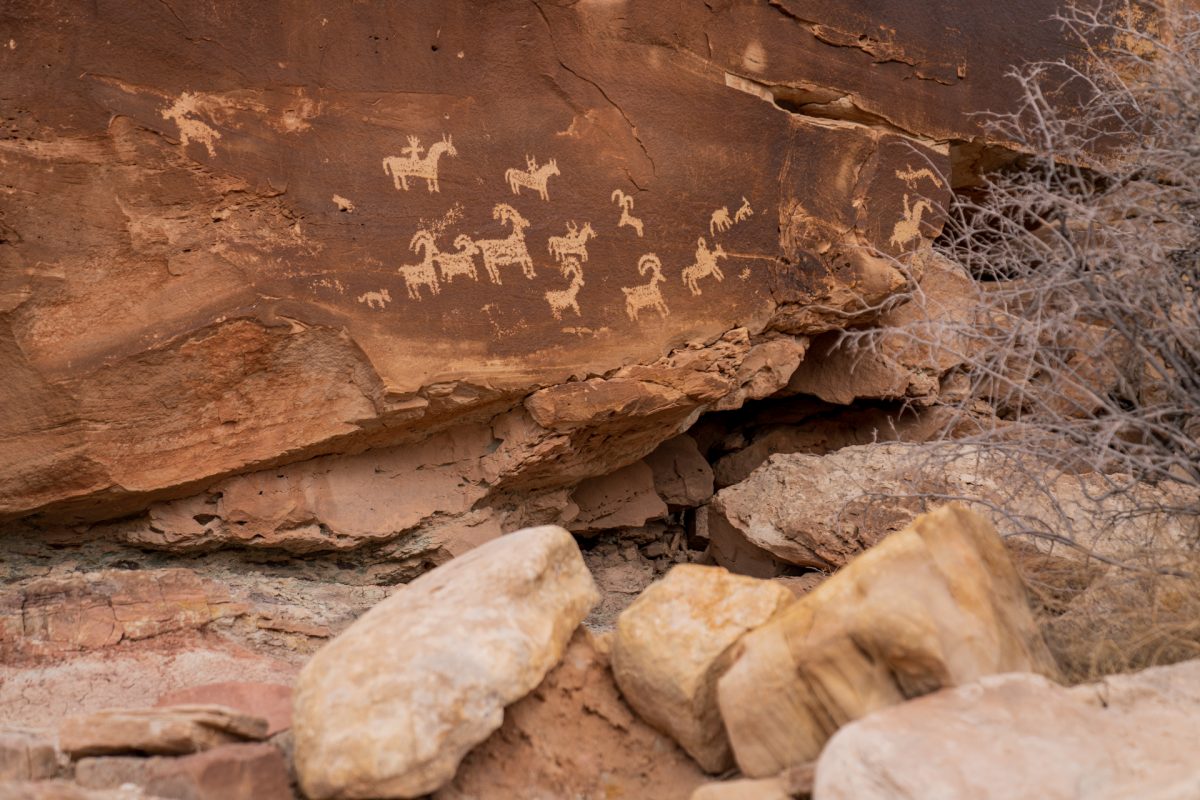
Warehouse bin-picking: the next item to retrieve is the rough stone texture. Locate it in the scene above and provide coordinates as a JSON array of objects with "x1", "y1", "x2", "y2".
[
  {"x1": 568, "y1": 461, "x2": 668, "y2": 534},
  {"x1": 0, "y1": 783, "x2": 158, "y2": 800},
  {"x1": 434, "y1": 630, "x2": 707, "y2": 800},
  {"x1": 0, "y1": 569, "x2": 247, "y2": 661},
  {"x1": 716, "y1": 504, "x2": 1057, "y2": 778},
  {"x1": 691, "y1": 764, "x2": 813, "y2": 800},
  {"x1": 814, "y1": 660, "x2": 1200, "y2": 800},
  {"x1": 611, "y1": 565, "x2": 794, "y2": 773},
  {"x1": 156, "y1": 683, "x2": 293, "y2": 737},
  {"x1": 0, "y1": 730, "x2": 59, "y2": 781},
  {"x1": 74, "y1": 743, "x2": 294, "y2": 800},
  {"x1": 59, "y1": 706, "x2": 269, "y2": 758},
  {"x1": 644, "y1": 435, "x2": 715, "y2": 507},
  {"x1": 292, "y1": 526, "x2": 599, "y2": 799},
  {"x1": 0, "y1": 0, "x2": 1122, "y2": 550}
]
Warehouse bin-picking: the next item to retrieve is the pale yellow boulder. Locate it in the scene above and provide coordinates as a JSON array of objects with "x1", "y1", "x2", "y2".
[
  {"x1": 717, "y1": 504, "x2": 1057, "y2": 777},
  {"x1": 611, "y1": 564, "x2": 794, "y2": 772},
  {"x1": 291, "y1": 525, "x2": 599, "y2": 799}
]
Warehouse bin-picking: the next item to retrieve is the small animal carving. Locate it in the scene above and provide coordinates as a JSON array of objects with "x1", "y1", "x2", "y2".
[
  {"x1": 382, "y1": 134, "x2": 456, "y2": 192},
  {"x1": 611, "y1": 189, "x2": 644, "y2": 237},
  {"x1": 896, "y1": 166, "x2": 944, "y2": 189},
  {"x1": 710, "y1": 207, "x2": 733, "y2": 235},
  {"x1": 734, "y1": 196, "x2": 753, "y2": 223},
  {"x1": 505, "y1": 155, "x2": 560, "y2": 201},
  {"x1": 399, "y1": 230, "x2": 442, "y2": 299},
  {"x1": 436, "y1": 234, "x2": 480, "y2": 283},
  {"x1": 889, "y1": 194, "x2": 934, "y2": 249},
  {"x1": 547, "y1": 221, "x2": 597, "y2": 263},
  {"x1": 471, "y1": 203, "x2": 536, "y2": 284},
  {"x1": 682, "y1": 236, "x2": 728, "y2": 295},
  {"x1": 544, "y1": 257, "x2": 585, "y2": 320},
  {"x1": 623, "y1": 254, "x2": 670, "y2": 321}
]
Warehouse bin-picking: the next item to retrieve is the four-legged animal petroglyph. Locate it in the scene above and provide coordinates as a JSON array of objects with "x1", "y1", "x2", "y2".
[
  {"x1": 734, "y1": 196, "x2": 753, "y2": 223},
  {"x1": 436, "y1": 234, "x2": 481, "y2": 283},
  {"x1": 399, "y1": 230, "x2": 442, "y2": 299},
  {"x1": 356, "y1": 288, "x2": 391, "y2": 309},
  {"x1": 889, "y1": 193, "x2": 934, "y2": 248},
  {"x1": 383, "y1": 134, "x2": 457, "y2": 192},
  {"x1": 611, "y1": 189, "x2": 644, "y2": 237},
  {"x1": 710, "y1": 207, "x2": 733, "y2": 235},
  {"x1": 505, "y1": 155, "x2": 560, "y2": 201},
  {"x1": 682, "y1": 236, "x2": 728, "y2": 295},
  {"x1": 545, "y1": 256, "x2": 585, "y2": 320},
  {"x1": 623, "y1": 254, "x2": 670, "y2": 321},
  {"x1": 547, "y1": 221, "x2": 597, "y2": 264},
  {"x1": 896, "y1": 166, "x2": 944, "y2": 189},
  {"x1": 471, "y1": 203, "x2": 536, "y2": 284}
]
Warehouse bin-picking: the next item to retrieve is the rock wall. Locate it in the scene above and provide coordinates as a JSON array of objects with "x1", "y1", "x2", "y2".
[{"x1": 0, "y1": 0, "x2": 1100, "y2": 552}]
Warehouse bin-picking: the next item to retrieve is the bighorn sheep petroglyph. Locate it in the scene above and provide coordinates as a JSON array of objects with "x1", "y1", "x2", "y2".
[
  {"x1": 611, "y1": 189, "x2": 644, "y2": 237},
  {"x1": 623, "y1": 254, "x2": 670, "y2": 321},
  {"x1": 544, "y1": 256, "x2": 585, "y2": 320}
]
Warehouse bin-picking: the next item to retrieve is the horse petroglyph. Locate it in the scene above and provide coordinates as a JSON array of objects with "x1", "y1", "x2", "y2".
[
  {"x1": 505, "y1": 155, "x2": 560, "y2": 201},
  {"x1": 896, "y1": 165, "x2": 944, "y2": 189},
  {"x1": 890, "y1": 193, "x2": 934, "y2": 248},
  {"x1": 547, "y1": 221, "x2": 597, "y2": 263},
  {"x1": 399, "y1": 230, "x2": 442, "y2": 300},
  {"x1": 382, "y1": 134, "x2": 457, "y2": 192},
  {"x1": 470, "y1": 203, "x2": 536, "y2": 284},
  {"x1": 611, "y1": 189, "x2": 644, "y2": 237},
  {"x1": 544, "y1": 256, "x2": 585, "y2": 320},
  {"x1": 623, "y1": 254, "x2": 670, "y2": 321},
  {"x1": 682, "y1": 236, "x2": 728, "y2": 295},
  {"x1": 734, "y1": 196, "x2": 753, "y2": 223},
  {"x1": 710, "y1": 207, "x2": 733, "y2": 235}
]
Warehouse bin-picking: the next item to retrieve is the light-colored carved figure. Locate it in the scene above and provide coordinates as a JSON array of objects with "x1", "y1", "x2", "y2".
[
  {"x1": 682, "y1": 236, "x2": 728, "y2": 295},
  {"x1": 545, "y1": 256, "x2": 585, "y2": 320},
  {"x1": 896, "y1": 165, "x2": 944, "y2": 189},
  {"x1": 505, "y1": 155, "x2": 560, "y2": 201},
  {"x1": 547, "y1": 221, "x2": 597, "y2": 263},
  {"x1": 710, "y1": 207, "x2": 733, "y2": 235},
  {"x1": 435, "y1": 234, "x2": 480, "y2": 283},
  {"x1": 734, "y1": 196, "x2": 753, "y2": 223},
  {"x1": 382, "y1": 134, "x2": 457, "y2": 192},
  {"x1": 356, "y1": 288, "x2": 391, "y2": 309},
  {"x1": 623, "y1": 254, "x2": 670, "y2": 321},
  {"x1": 471, "y1": 203, "x2": 536, "y2": 284},
  {"x1": 889, "y1": 193, "x2": 934, "y2": 249},
  {"x1": 611, "y1": 189, "x2": 644, "y2": 237},
  {"x1": 399, "y1": 230, "x2": 442, "y2": 300}
]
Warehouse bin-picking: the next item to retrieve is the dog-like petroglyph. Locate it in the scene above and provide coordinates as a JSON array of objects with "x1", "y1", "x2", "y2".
[
  {"x1": 356, "y1": 288, "x2": 391, "y2": 309},
  {"x1": 896, "y1": 165, "x2": 944, "y2": 189},
  {"x1": 469, "y1": 203, "x2": 536, "y2": 284},
  {"x1": 544, "y1": 256, "x2": 585, "y2": 320},
  {"x1": 710, "y1": 206, "x2": 733, "y2": 235},
  {"x1": 889, "y1": 193, "x2": 934, "y2": 249},
  {"x1": 623, "y1": 254, "x2": 670, "y2": 321},
  {"x1": 505, "y1": 155, "x2": 560, "y2": 201},
  {"x1": 734, "y1": 196, "x2": 753, "y2": 223},
  {"x1": 382, "y1": 134, "x2": 457, "y2": 192},
  {"x1": 611, "y1": 189, "x2": 644, "y2": 237},
  {"x1": 682, "y1": 236, "x2": 728, "y2": 295},
  {"x1": 547, "y1": 221, "x2": 597, "y2": 264}
]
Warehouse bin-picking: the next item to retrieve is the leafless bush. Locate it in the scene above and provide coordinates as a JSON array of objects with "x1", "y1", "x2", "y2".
[{"x1": 839, "y1": 2, "x2": 1200, "y2": 680}]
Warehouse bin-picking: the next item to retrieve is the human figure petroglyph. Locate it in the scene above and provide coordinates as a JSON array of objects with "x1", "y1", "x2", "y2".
[
  {"x1": 734, "y1": 196, "x2": 753, "y2": 223},
  {"x1": 611, "y1": 189, "x2": 644, "y2": 237},
  {"x1": 896, "y1": 166, "x2": 944, "y2": 189},
  {"x1": 623, "y1": 254, "x2": 670, "y2": 321},
  {"x1": 505, "y1": 155, "x2": 560, "y2": 201},
  {"x1": 889, "y1": 193, "x2": 934, "y2": 249},
  {"x1": 545, "y1": 256, "x2": 585, "y2": 320},
  {"x1": 682, "y1": 236, "x2": 728, "y2": 295},
  {"x1": 547, "y1": 221, "x2": 597, "y2": 264},
  {"x1": 399, "y1": 230, "x2": 442, "y2": 300},
  {"x1": 710, "y1": 207, "x2": 733, "y2": 235},
  {"x1": 435, "y1": 234, "x2": 480, "y2": 283},
  {"x1": 469, "y1": 203, "x2": 536, "y2": 284},
  {"x1": 382, "y1": 134, "x2": 456, "y2": 192}
]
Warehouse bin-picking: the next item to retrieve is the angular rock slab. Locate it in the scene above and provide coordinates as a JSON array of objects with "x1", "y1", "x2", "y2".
[
  {"x1": 59, "y1": 706, "x2": 269, "y2": 758},
  {"x1": 74, "y1": 743, "x2": 293, "y2": 800},
  {"x1": 716, "y1": 504, "x2": 1057, "y2": 777},
  {"x1": 155, "y1": 683, "x2": 293, "y2": 737},
  {"x1": 292, "y1": 525, "x2": 599, "y2": 799},
  {"x1": 611, "y1": 565, "x2": 794, "y2": 772},
  {"x1": 814, "y1": 660, "x2": 1200, "y2": 800},
  {"x1": 0, "y1": 729, "x2": 59, "y2": 781}
]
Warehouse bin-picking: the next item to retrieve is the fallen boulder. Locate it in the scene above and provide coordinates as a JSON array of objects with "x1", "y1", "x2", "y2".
[
  {"x1": 291, "y1": 525, "x2": 599, "y2": 799},
  {"x1": 716, "y1": 504, "x2": 1057, "y2": 777},
  {"x1": 74, "y1": 742, "x2": 293, "y2": 800}
]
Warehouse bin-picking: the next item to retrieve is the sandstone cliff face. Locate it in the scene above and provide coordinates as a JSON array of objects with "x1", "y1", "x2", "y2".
[{"x1": 0, "y1": 1, "x2": 1091, "y2": 549}]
